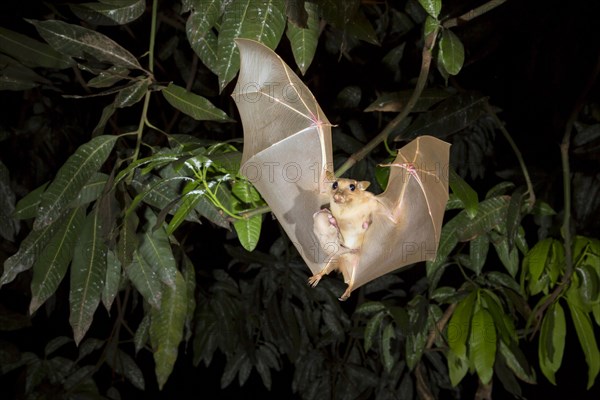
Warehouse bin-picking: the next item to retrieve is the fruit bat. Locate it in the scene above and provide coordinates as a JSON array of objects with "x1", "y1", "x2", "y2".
[{"x1": 232, "y1": 39, "x2": 450, "y2": 299}]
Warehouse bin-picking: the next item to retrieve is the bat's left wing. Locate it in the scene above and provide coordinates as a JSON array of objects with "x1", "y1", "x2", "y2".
[{"x1": 350, "y1": 136, "x2": 450, "y2": 291}]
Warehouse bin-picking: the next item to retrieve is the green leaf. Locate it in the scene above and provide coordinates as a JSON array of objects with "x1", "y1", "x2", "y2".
[
  {"x1": 568, "y1": 301, "x2": 600, "y2": 389},
  {"x1": 382, "y1": 323, "x2": 395, "y2": 373},
  {"x1": 437, "y1": 29, "x2": 464, "y2": 76},
  {"x1": 233, "y1": 214, "x2": 262, "y2": 252},
  {"x1": 87, "y1": 65, "x2": 130, "y2": 88},
  {"x1": 162, "y1": 83, "x2": 232, "y2": 121},
  {"x1": 139, "y1": 211, "x2": 177, "y2": 288},
  {"x1": 231, "y1": 180, "x2": 261, "y2": 203},
  {"x1": 70, "y1": 173, "x2": 109, "y2": 208},
  {"x1": 469, "y1": 306, "x2": 496, "y2": 384},
  {"x1": 70, "y1": 0, "x2": 145, "y2": 26},
  {"x1": 456, "y1": 196, "x2": 510, "y2": 241},
  {"x1": 533, "y1": 200, "x2": 557, "y2": 217},
  {"x1": 426, "y1": 211, "x2": 471, "y2": 277},
  {"x1": 0, "y1": 27, "x2": 73, "y2": 69},
  {"x1": 363, "y1": 311, "x2": 384, "y2": 352},
  {"x1": 30, "y1": 207, "x2": 85, "y2": 314},
  {"x1": 186, "y1": 0, "x2": 221, "y2": 74},
  {"x1": 449, "y1": 168, "x2": 478, "y2": 218},
  {"x1": 424, "y1": 15, "x2": 439, "y2": 37},
  {"x1": 13, "y1": 182, "x2": 49, "y2": 220},
  {"x1": 418, "y1": 0, "x2": 441, "y2": 18},
  {"x1": 481, "y1": 290, "x2": 516, "y2": 344},
  {"x1": 217, "y1": 0, "x2": 286, "y2": 90},
  {"x1": 44, "y1": 337, "x2": 73, "y2": 358},
  {"x1": 345, "y1": 8, "x2": 378, "y2": 45},
  {"x1": 285, "y1": 1, "x2": 319, "y2": 75},
  {"x1": 593, "y1": 303, "x2": 600, "y2": 327},
  {"x1": 485, "y1": 182, "x2": 515, "y2": 199},
  {"x1": 491, "y1": 232, "x2": 519, "y2": 277},
  {"x1": 69, "y1": 209, "x2": 108, "y2": 345},
  {"x1": 405, "y1": 92, "x2": 488, "y2": 140},
  {"x1": 447, "y1": 348, "x2": 468, "y2": 387},
  {"x1": 102, "y1": 249, "x2": 121, "y2": 312},
  {"x1": 356, "y1": 301, "x2": 387, "y2": 315},
  {"x1": 486, "y1": 271, "x2": 522, "y2": 295},
  {"x1": 117, "y1": 208, "x2": 138, "y2": 268},
  {"x1": 0, "y1": 161, "x2": 17, "y2": 241},
  {"x1": 506, "y1": 187, "x2": 526, "y2": 249},
  {"x1": 523, "y1": 238, "x2": 553, "y2": 287},
  {"x1": 448, "y1": 290, "x2": 476, "y2": 358},
  {"x1": 34, "y1": 135, "x2": 117, "y2": 230},
  {"x1": 431, "y1": 286, "x2": 457, "y2": 303},
  {"x1": 166, "y1": 189, "x2": 203, "y2": 235},
  {"x1": 364, "y1": 88, "x2": 450, "y2": 113},
  {"x1": 92, "y1": 103, "x2": 117, "y2": 136},
  {"x1": 115, "y1": 78, "x2": 150, "y2": 108},
  {"x1": 134, "y1": 313, "x2": 151, "y2": 354},
  {"x1": 498, "y1": 340, "x2": 536, "y2": 384},
  {"x1": 150, "y1": 271, "x2": 188, "y2": 390},
  {"x1": 576, "y1": 265, "x2": 600, "y2": 305},
  {"x1": 105, "y1": 346, "x2": 145, "y2": 390},
  {"x1": 182, "y1": 255, "x2": 197, "y2": 343},
  {"x1": 28, "y1": 19, "x2": 142, "y2": 70},
  {"x1": 1, "y1": 213, "x2": 63, "y2": 287},
  {"x1": 189, "y1": 27, "x2": 219, "y2": 75},
  {"x1": 126, "y1": 250, "x2": 162, "y2": 309},
  {"x1": 469, "y1": 234, "x2": 489, "y2": 275},
  {"x1": 538, "y1": 301, "x2": 565, "y2": 385}
]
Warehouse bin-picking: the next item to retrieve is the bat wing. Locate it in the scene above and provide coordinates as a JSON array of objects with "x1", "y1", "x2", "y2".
[
  {"x1": 232, "y1": 39, "x2": 333, "y2": 274},
  {"x1": 352, "y1": 136, "x2": 450, "y2": 290}
]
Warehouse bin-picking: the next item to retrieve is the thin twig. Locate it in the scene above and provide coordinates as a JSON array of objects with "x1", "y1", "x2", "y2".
[
  {"x1": 442, "y1": 0, "x2": 507, "y2": 28},
  {"x1": 528, "y1": 53, "x2": 600, "y2": 337},
  {"x1": 335, "y1": 26, "x2": 439, "y2": 177},
  {"x1": 425, "y1": 302, "x2": 457, "y2": 349},
  {"x1": 485, "y1": 102, "x2": 536, "y2": 211}
]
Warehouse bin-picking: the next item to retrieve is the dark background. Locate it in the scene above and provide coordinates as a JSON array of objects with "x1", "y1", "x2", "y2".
[{"x1": 1, "y1": 0, "x2": 599, "y2": 398}]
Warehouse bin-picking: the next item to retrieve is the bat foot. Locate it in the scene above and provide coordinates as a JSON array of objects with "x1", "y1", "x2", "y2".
[
  {"x1": 307, "y1": 274, "x2": 322, "y2": 287},
  {"x1": 338, "y1": 286, "x2": 352, "y2": 301}
]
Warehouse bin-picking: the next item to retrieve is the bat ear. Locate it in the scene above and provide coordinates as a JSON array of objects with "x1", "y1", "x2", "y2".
[
  {"x1": 325, "y1": 170, "x2": 336, "y2": 182},
  {"x1": 358, "y1": 181, "x2": 371, "y2": 191}
]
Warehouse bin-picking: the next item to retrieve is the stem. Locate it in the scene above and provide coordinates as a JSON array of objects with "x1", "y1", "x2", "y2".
[
  {"x1": 237, "y1": 204, "x2": 270, "y2": 219},
  {"x1": 335, "y1": 26, "x2": 439, "y2": 177},
  {"x1": 148, "y1": 0, "x2": 157, "y2": 75},
  {"x1": 486, "y1": 103, "x2": 535, "y2": 210},
  {"x1": 131, "y1": 0, "x2": 158, "y2": 163},
  {"x1": 442, "y1": 0, "x2": 507, "y2": 28},
  {"x1": 131, "y1": 92, "x2": 151, "y2": 163},
  {"x1": 529, "y1": 54, "x2": 600, "y2": 337},
  {"x1": 560, "y1": 117, "x2": 575, "y2": 281},
  {"x1": 425, "y1": 302, "x2": 457, "y2": 349}
]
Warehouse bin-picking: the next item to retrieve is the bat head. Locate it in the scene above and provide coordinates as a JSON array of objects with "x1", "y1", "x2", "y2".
[{"x1": 329, "y1": 178, "x2": 371, "y2": 205}]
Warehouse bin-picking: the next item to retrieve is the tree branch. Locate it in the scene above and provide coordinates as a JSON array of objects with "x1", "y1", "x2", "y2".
[
  {"x1": 335, "y1": 25, "x2": 439, "y2": 177},
  {"x1": 442, "y1": 0, "x2": 507, "y2": 29}
]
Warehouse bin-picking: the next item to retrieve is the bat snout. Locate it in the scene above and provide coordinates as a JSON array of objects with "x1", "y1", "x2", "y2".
[{"x1": 333, "y1": 193, "x2": 347, "y2": 203}]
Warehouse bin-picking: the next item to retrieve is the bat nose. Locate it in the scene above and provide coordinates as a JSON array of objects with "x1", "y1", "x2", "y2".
[{"x1": 333, "y1": 193, "x2": 345, "y2": 203}]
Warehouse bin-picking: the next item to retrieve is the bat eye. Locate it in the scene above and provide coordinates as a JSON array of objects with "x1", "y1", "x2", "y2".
[
  {"x1": 349, "y1": 184, "x2": 356, "y2": 191},
  {"x1": 332, "y1": 182, "x2": 338, "y2": 190}
]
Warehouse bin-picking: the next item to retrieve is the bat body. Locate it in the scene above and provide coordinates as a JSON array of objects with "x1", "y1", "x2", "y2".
[
  {"x1": 232, "y1": 39, "x2": 450, "y2": 299},
  {"x1": 310, "y1": 179, "x2": 377, "y2": 300}
]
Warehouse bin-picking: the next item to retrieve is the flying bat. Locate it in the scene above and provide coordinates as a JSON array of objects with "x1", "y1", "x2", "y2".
[{"x1": 231, "y1": 39, "x2": 450, "y2": 299}]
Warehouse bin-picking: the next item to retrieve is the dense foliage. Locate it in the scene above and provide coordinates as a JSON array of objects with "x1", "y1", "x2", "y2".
[{"x1": 1, "y1": 0, "x2": 599, "y2": 399}]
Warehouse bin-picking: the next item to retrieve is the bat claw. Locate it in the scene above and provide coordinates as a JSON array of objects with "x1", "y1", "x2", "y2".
[
  {"x1": 338, "y1": 287, "x2": 352, "y2": 301},
  {"x1": 307, "y1": 275, "x2": 321, "y2": 287}
]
